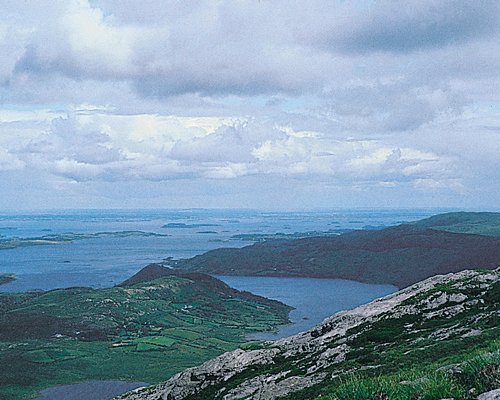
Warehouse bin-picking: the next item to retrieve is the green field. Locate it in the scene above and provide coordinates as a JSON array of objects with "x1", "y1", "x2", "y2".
[{"x1": 0, "y1": 272, "x2": 291, "y2": 400}]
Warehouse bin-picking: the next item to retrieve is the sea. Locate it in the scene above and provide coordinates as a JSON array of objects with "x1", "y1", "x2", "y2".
[
  {"x1": 0, "y1": 208, "x2": 438, "y2": 292},
  {"x1": 0, "y1": 208, "x2": 441, "y2": 332},
  {"x1": 2, "y1": 208, "x2": 444, "y2": 400}
]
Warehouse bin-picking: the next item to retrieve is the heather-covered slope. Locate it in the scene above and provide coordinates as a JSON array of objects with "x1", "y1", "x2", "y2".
[
  {"x1": 118, "y1": 268, "x2": 500, "y2": 400},
  {"x1": 410, "y1": 212, "x2": 500, "y2": 236},
  {"x1": 175, "y1": 225, "x2": 500, "y2": 288}
]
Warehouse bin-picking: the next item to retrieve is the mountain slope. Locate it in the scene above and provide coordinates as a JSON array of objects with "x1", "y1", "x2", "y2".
[
  {"x1": 175, "y1": 219, "x2": 500, "y2": 287},
  {"x1": 117, "y1": 268, "x2": 499, "y2": 400},
  {"x1": 410, "y1": 212, "x2": 500, "y2": 236}
]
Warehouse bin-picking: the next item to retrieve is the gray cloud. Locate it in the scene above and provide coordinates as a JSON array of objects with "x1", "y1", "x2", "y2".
[
  {"x1": 22, "y1": 116, "x2": 123, "y2": 165},
  {"x1": 4, "y1": 0, "x2": 497, "y2": 104},
  {"x1": 0, "y1": 1, "x2": 499, "y2": 209},
  {"x1": 324, "y1": 80, "x2": 466, "y2": 132},
  {"x1": 318, "y1": 0, "x2": 499, "y2": 54}
]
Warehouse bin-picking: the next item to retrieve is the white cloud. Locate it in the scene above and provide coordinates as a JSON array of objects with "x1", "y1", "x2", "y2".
[
  {"x1": 2, "y1": 112, "x2": 460, "y2": 187},
  {"x1": 0, "y1": 1, "x2": 498, "y2": 208},
  {"x1": 202, "y1": 163, "x2": 249, "y2": 179},
  {"x1": 0, "y1": 147, "x2": 24, "y2": 171},
  {"x1": 413, "y1": 178, "x2": 465, "y2": 193}
]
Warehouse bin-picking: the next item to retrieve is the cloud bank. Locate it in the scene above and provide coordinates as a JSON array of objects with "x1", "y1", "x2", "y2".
[{"x1": 0, "y1": 0, "x2": 499, "y2": 209}]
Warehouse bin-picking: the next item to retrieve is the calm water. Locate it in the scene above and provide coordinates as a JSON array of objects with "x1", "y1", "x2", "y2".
[
  {"x1": 1, "y1": 209, "x2": 436, "y2": 400},
  {"x1": 33, "y1": 380, "x2": 148, "y2": 400},
  {"x1": 218, "y1": 276, "x2": 397, "y2": 340},
  {"x1": 0, "y1": 209, "x2": 438, "y2": 292}
]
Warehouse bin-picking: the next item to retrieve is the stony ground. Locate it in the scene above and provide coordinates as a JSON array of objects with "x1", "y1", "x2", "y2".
[{"x1": 118, "y1": 268, "x2": 499, "y2": 400}]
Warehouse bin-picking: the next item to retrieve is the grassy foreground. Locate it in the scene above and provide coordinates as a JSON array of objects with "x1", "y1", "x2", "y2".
[
  {"x1": 283, "y1": 270, "x2": 500, "y2": 400},
  {"x1": 320, "y1": 347, "x2": 499, "y2": 400},
  {"x1": 0, "y1": 270, "x2": 290, "y2": 400}
]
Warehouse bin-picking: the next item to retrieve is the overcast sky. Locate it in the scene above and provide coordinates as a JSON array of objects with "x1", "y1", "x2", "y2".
[{"x1": 0, "y1": 0, "x2": 499, "y2": 210}]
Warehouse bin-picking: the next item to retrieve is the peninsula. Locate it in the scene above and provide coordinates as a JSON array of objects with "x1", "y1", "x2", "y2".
[
  {"x1": 175, "y1": 212, "x2": 500, "y2": 288},
  {"x1": 0, "y1": 267, "x2": 290, "y2": 400}
]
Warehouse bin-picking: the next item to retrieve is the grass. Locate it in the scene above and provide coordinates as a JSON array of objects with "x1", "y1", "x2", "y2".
[
  {"x1": 0, "y1": 274, "x2": 291, "y2": 400},
  {"x1": 324, "y1": 371, "x2": 465, "y2": 400},
  {"x1": 317, "y1": 347, "x2": 500, "y2": 400},
  {"x1": 175, "y1": 269, "x2": 499, "y2": 400},
  {"x1": 135, "y1": 336, "x2": 177, "y2": 347},
  {"x1": 457, "y1": 350, "x2": 500, "y2": 394}
]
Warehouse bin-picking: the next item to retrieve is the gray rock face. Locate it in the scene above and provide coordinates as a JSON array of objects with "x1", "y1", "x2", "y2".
[
  {"x1": 478, "y1": 388, "x2": 500, "y2": 400},
  {"x1": 116, "y1": 269, "x2": 499, "y2": 400}
]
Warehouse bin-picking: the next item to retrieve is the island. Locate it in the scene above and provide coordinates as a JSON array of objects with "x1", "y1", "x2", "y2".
[
  {"x1": 0, "y1": 273, "x2": 15, "y2": 286},
  {"x1": 0, "y1": 231, "x2": 171, "y2": 251},
  {"x1": 162, "y1": 223, "x2": 221, "y2": 229}
]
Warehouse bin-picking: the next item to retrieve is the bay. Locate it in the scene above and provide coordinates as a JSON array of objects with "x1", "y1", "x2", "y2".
[
  {"x1": 218, "y1": 276, "x2": 397, "y2": 340},
  {"x1": 33, "y1": 380, "x2": 148, "y2": 400},
  {"x1": 0, "y1": 208, "x2": 437, "y2": 292}
]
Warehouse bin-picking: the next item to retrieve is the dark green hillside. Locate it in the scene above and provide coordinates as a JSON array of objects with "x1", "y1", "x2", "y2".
[
  {"x1": 0, "y1": 269, "x2": 290, "y2": 400},
  {"x1": 175, "y1": 213, "x2": 500, "y2": 288},
  {"x1": 411, "y1": 211, "x2": 500, "y2": 236}
]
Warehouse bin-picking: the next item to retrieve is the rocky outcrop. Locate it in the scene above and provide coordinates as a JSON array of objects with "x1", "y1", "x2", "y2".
[
  {"x1": 117, "y1": 269, "x2": 499, "y2": 400},
  {"x1": 477, "y1": 388, "x2": 500, "y2": 400}
]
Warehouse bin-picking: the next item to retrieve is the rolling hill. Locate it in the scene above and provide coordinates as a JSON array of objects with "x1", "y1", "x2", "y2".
[
  {"x1": 174, "y1": 212, "x2": 500, "y2": 288},
  {"x1": 0, "y1": 269, "x2": 290, "y2": 400},
  {"x1": 410, "y1": 211, "x2": 500, "y2": 236},
  {"x1": 118, "y1": 268, "x2": 500, "y2": 400}
]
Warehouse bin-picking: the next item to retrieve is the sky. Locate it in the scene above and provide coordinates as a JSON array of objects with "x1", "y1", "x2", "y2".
[{"x1": 0, "y1": 0, "x2": 499, "y2": 211}]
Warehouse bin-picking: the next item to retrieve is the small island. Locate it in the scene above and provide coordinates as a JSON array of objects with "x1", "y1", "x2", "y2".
[
  {"x1": 0, "y1": 273, "x2": 15, "y2": 286},
  {"x1": 0, "y1": 231, "x2": 171, "y2": 251}
]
